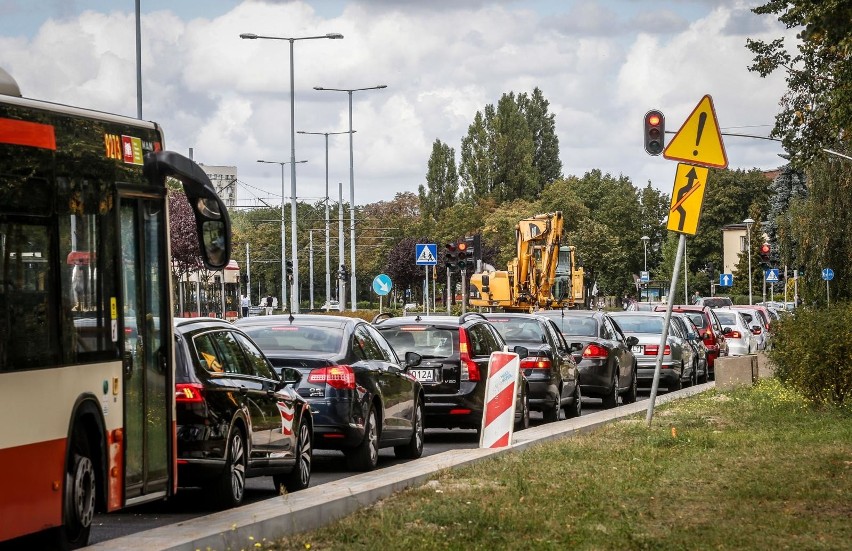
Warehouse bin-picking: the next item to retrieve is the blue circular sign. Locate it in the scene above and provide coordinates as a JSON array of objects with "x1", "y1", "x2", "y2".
[
  {"x1": 822, "y1": 268, "x2": 834, "y2": 281},
  {"x1": 372, "y1": 274, "x2": 392, "y2": 296}
]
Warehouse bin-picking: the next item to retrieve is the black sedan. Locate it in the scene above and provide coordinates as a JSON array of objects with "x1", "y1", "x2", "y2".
[
  {"x1": 483, "y1": 313, "x2": 582, "y2": 421},
  {"x1": 235, "y1": 315, "x2": 425, "y2": 471},
  {"x1": 539, "y1": 310, "x2": 639, "y2": 408},
  {"x1": 173, "y1": 318, "x2": 313, "y2": 509}
]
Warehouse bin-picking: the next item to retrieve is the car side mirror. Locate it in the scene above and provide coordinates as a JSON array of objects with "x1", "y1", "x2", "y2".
[
  {"x1": 722, "y1": 327, "x2": 732, "y2": 335},
  {"x1": 626, "y1": 336, "x2": 639, "y2": 347},
  {"x1": 404, "y1": 351, "x2": 422, "y2": 368},
  {"x1": 279, "y1": 367, "x2": 302, "y2": 387},
  {"x1": 752, "y1": 326, "x2": 762, "y2": 335},
  {"x1": 513, "y1": 345, "x2": 529, "y2": 360}
]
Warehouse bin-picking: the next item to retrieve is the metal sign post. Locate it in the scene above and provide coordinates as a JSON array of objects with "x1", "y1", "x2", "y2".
[{"x1": 646, "y1": 233, "x2": 685, "y2": 427}]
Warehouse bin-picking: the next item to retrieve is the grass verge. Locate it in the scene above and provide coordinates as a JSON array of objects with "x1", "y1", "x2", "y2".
[{"x1": 265, "y1": 379, "x2": 851, "y2": 550}]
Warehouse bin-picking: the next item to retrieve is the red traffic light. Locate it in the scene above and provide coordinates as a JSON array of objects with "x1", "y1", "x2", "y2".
[
  {"x1": 445, "y1": 242, "x2": 457, "y2": 252},
  {"x1": 760, "y1": 243, "x2": 771, "y2": 255},
  {"x1": 457, "y1": 242, "x2": 468, "y2": 252},
  {"x1": 644, "y1": 109, "x2": 665, "y2": 156}
]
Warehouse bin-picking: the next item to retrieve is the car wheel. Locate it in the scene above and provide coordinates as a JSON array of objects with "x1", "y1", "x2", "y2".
[
  {"x1": 622, "y1": 367, "x2": 638, "y2": 404},
  {"x1": 565, "y1": 383, "x2": 582, "y2": 418},
  {"x1": 691, "y1": 361, "x2": 699, "y2": 386},
  {"x1": 542, "y1": 388, "x2": 560, "y2": 423},
  {"x1": 347, "y1": 407, "x2": 380, "y2": 471},
  {"x1": 601, "y1": 370, "x2": 619, "y2": 409},
  {"x1": 212, "y1": 427, "x2": 246, "y2": 508},
  {"x1": 395, "y1": 399, "x2": 425, "y2": 459},
  {"x1": 515, "y1": 387, "x2": 530, "y2": 431},
  {"x1": 61, "y1": 429, "x2": 96, "y2": 549},
  {"x1": 669, "y1": 365, "x2": 684, "y2": 392},
  {"x1": 699, "y1": 363, "x2": 709, "y2": 384},
  {"x1": 275, "y1": 421, "x2": 312, "y2": 493}
]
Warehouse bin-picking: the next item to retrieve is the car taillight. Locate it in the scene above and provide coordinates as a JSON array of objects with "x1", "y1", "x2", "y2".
[
  {"x1": 175, "y1": 383, "x2": 204, "y2": 403},
  {"x1": 728, "y1": 330, "x2": 742, "y2": 339},
  {"x1": 520, "y1": 356, "x2": 552, "y2": 369},
  {"x1": 582, "y1": 344, "x2": 608, "y2": 359},
  {"x1": 644, "y1": 344, "x2": 670, "y2": 356},
  {"x1": 308, "y1": 365, "x2": 356, "y2": 390},
  {"x1": 458, "y1": 329, "x2": 480, "y2": 382}
]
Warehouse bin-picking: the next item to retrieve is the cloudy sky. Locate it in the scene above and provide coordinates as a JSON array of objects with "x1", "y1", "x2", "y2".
[{"x1": 0, "y1": 0, "x2": 793, "y2": 208}]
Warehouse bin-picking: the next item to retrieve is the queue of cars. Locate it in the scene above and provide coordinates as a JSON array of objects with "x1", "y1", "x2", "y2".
[{"x1": 171, "y1": 298, "x2": 775, "y2": 511}]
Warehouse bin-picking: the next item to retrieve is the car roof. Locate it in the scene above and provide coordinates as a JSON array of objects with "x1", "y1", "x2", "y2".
[
  {"x1": 538, "y1": 309, "x2": 598, "y2": 318},
  {"x1": 235, "y1": 314, "x2": 358, "y2": 329},
  {"x1": 174, "y1": 317, "x2": 235, "y2": 333}
]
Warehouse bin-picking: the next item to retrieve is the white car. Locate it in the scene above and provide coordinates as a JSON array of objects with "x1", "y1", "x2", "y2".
[
  {"x1": 713, "y1": 308, "x2": 757, "y2": 356},
  {"x1": 322, "y1": 300, "x2": 341, "y2": 311}
]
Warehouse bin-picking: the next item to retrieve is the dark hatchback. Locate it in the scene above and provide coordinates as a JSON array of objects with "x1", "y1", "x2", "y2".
[
  {"x1": 373, "y1": 312, "x2": 530, "y2": 433},
  {"x1": 173, "y1": 318, "x2": 313, "y2": 509},
  {"x1": 482, "y1": 313, "x2": 581, "y2": 421},
  {"x1": 235, "y1": 315, "x2": 425, "y2": 471},
  {"x1": 539, "y1": 310, "x2": 639, "y2": 408}
]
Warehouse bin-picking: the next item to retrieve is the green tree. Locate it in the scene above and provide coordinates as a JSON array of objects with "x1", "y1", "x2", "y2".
[
  {"x1": 419, "y1": 139, "x2": 459, "y2": 222},
  {"x1": 492, "y1": 93, "x2": 537, "y2": 202},
  {"x1": 459, "y1": 108, "x2": 495, "y2": 202},
  {"x1": 517, "y1": 87, "x2": 562, "y2": 191}
]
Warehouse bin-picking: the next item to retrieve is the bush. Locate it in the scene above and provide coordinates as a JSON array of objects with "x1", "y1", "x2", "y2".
[{"x1": 768, "y1": 302, "x2": 852, "y2": 407}]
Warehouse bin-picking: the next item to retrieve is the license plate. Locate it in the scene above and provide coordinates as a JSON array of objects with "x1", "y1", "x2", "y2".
[
  {"x1": 410, "y1": 369, "x2": 436, "y2": 382},
  {"x1": 632, "y1": 345, "x2": 644, "y2": 354}
]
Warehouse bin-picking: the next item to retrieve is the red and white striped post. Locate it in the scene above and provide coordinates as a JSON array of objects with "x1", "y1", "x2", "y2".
[{"x1": 479, "y1": 351, "x2": 520, "y2": 448}]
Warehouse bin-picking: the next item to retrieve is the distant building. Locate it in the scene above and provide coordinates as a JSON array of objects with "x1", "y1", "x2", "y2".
[{"x1": 199, "y1": 164, "x2": 237, "y2": 208}]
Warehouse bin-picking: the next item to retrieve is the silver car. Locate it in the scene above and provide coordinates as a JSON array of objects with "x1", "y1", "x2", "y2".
[
  {"x1": 609, "y1": 312, "x2": 696, "y2": 392},
  {"x1": 730, "y1": 307, "x2": 769, "y2": 350},
  {"x1": 713, "y1": 308, "x2": 757, "y2": 356}
]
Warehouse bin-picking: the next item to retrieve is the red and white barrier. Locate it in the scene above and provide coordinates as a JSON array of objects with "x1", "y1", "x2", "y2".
[{"x1": 479, "y1": 351, "x2": 520, "y2": 449}]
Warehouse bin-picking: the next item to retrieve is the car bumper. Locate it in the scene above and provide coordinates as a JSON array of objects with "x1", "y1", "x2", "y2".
[
  {"x1": 307, "y1": 398, "x2": 366, "y2": 449},
  {"x1": 726, "y1": 341, "x2": 751, "y2": 356},
  {"x1": 577, "y1": 359, "x2": 611, "y2": 396},
  {"x1": 422, "y1": 381, "x2": 484, "y2": 430},
  {"x1": 524, "y1": 372, "x2": 558, "y2": 411},
  {"x1": 636, "y1": 361, "x2": 681, "y2": 387}
]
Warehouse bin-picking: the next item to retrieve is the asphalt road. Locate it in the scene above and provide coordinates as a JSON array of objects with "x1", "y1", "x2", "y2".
[{"x1": 83, "y1": 396, "x2": 624, "y2": 545}]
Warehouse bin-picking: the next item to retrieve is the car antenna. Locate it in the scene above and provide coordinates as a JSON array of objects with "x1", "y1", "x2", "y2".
[
  {"x1": 288, "y1": 313, "x2": 295, "y2": 324},
  {"x1": 415, "y1": 314, "x2": 422, "y2": 322}
]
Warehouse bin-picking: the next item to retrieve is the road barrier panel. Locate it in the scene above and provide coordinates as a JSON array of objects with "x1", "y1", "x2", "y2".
[{"x1": 479, "y1": 351, "x2": 520, "y2": 448}]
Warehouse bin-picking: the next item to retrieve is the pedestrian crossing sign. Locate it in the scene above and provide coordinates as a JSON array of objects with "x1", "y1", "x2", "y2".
[
  {"x1": 415, "y1": 243, "x2": 438, "y2": 265},
  {"x1": 765, "y1": 269, "x2": 780, "y2": 282}
]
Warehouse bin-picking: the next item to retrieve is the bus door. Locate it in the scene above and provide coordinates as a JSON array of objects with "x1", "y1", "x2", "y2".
[{"x1": 119, "y1": 192, "x2": 171, "y2": 504}]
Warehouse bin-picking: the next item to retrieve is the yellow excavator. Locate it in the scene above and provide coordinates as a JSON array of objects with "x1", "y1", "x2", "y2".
[{"x1": 469, "y1": 211, "x2": 582, "y2": 311}]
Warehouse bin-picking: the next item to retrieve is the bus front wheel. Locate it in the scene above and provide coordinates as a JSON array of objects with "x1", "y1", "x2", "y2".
[{"x1": 62, "y1": 430, "x2": 96, "y2": 548}]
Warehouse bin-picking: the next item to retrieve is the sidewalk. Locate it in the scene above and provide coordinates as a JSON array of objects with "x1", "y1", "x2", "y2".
[{"x1": 86, "y1": 383, "x2": 714, "y2": 551}]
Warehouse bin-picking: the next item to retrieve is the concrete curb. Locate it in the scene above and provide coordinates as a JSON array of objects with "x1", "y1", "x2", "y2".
[{"x1": 86, "y1": 382, "x2": 715, "y2": 551}]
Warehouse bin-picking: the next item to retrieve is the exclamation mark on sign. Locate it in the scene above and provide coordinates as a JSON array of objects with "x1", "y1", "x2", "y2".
[{"x1": 693, "y1": 112, "x2": 707, "y2": 156}]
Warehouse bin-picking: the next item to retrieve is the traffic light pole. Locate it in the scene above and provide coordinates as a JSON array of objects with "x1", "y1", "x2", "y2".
[
  {"x1": 446, "y1": 268, "x2": 452, "y2": 314},
  {"x1": 461, "y1": 268, "x2": 467, "y2": 315}
]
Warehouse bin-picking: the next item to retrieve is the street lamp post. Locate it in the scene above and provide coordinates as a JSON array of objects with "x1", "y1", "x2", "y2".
[
  {"x1": 313, "y1": 84, "x2": 387, "y2": 311},
  {"x1": 240, "y1": 31, "x2": 343, "y2": 313},
  {"x1": 257, "y1": 159, "x2": 307, "y2": 313},
  {"x1": 744, "y1": 218, "x2": 755, "y2": 305},
  {"x1": 641, "y1": 235, "x2": 650, "y2": 272},
  {"x1": 298, "y1": 129, "x2": 355, "y2": 308}
]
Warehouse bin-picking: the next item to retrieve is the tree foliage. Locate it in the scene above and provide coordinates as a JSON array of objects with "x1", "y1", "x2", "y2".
[{"x1": 419, "y1": 140, "x2": 459, "y2": 222}]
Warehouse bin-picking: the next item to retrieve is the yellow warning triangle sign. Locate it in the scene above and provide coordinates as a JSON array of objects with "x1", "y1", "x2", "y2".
[{"x1": 663, "y1": 95, "x2": 728, "y2": 169}]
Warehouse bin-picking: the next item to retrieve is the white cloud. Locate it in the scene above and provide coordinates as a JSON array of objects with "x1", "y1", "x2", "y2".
[{"x1": 0, "y1": 0, "x2": 792, "y2": 206}]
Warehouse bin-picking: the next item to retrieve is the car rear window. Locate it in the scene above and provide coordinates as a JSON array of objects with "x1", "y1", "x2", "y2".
[
  {"x1": 684, "y1": 312, "x2": 707, "y2": 328},
  {"x1": 379, "y1": 326, "x2": 455, "y2": 359},
  {"x1": 546, "y1": 316, "x2": 597, "y2": 337},
  {"x1": 611, "y1": 315, "x2": 664, "y2": 334},
  {"x1": 242, "y1": 325, "x2": 342, "y2": 353},
  {"x1": 713, "y1": 311, "x2": 738, "y2": 325},
  {"x1": 487, "y1": 318, "x2": 544, "y2": 344}
]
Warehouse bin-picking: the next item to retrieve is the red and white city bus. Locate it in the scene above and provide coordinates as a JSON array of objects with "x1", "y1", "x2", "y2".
[{"x1": 0, "y1": 67, "x2": 231, "y2": 548}]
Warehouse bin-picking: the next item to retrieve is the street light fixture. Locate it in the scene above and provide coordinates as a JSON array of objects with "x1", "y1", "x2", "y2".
[
  {"x1": 298, "y1": 129, "x2": 355, "y2": 307},
  {"x1": 257, "y1": 159, "x2": 307, "y2": 313},
  {"x1": 744, "y1": 218, "x2": 755, "y2": 305},
  {"x1": 641, "y1": 235, "x2": 650, "y2": 272},
  {"x1": 240, "y1": 31, "x2": 343, "y2": 313},
  {"x1": 313, "y1": 84, "x2": 388, "y2": 311}
]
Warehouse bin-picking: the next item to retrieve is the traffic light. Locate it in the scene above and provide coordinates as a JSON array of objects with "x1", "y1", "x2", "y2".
[
  {"x1": 461, "y1": 236, "x2": 476, "y2": 270},
  {"x1": 338, "y1": 264, "x2": 349, "y2": 281},
  {"x1": 759, "y1": 243, "x2": 771, "y2": 266},
  {"x1": 285, "y1": 260, "x2": 294, "y2": 284},
  {"x1": 445, "y1": 243, "x2": 459, "y2": 272},
  {"x1": 644, "y1": 109, "x2": 665, "y2": 155},
  {"x1": 456, "y1": 241, "x2": 469, "y2": 270}
]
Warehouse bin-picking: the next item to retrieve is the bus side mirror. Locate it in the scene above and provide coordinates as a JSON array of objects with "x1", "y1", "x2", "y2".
[{"x1": 144, "y1": 151, "x2": 232, "y2": 270}]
